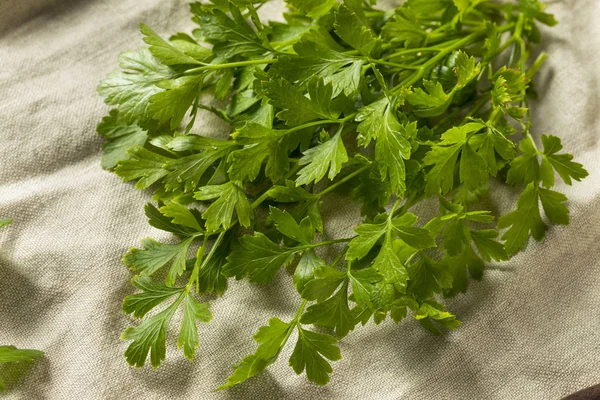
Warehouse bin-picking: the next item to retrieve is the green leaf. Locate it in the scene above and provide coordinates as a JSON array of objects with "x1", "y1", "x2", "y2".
[
  {"x1": 141, "y1": 23, "x2": 204, "y2": 65},
  {"x1": 0, "y1": 218, "x2": 13, "y2": 229},
  {"x1": 123, "y1": 275, "x2": 184, "y2": 318},
  {"x1": 197, "y1": 240, "x2": 229, "y2": 295},
  {"x1": 372, "y1": 237, "x2": 409, "y2": 293},
  {"x1": 346, "y1": 220, "x2": 387, "y2": 260},
  {"x1": 406, "y1": 81, "x2": 453, "y2": 118},
  {"x1": 424, "y1": 122, "x2": 486, "y2": 195},
  {"x1": 148, "y1": 75, "x2": 203, "y2": 130},
  {"x1": 289, "y1": 327, "x2": 342, "y2": 385},
  {"x1": 414, "y1": 300, "x2": 461, "y2": 335},
  {"x1": 0, "y1": 347, "x2": 43, "y2": 363},
  {"x1": 223, "y1": 233, "x2": 299, "y2": 283},
  {"x1": 164, "y1": 140, "x2": 234, "y2": 192},
  {"x1": 498, "y1": 182, "x2": 547, "y2": 255},
  {"x1": 269, "y1": 207, "x2": 314, "y2": 244},
  {"x1": 301, "y1": 280, "x2": 354, "y2": 338},
  {"x1": 301, "y1": 265, "x2": 347, "y2": 303},
  {"x1": 506, "y1": 136, "x2": 540, "y2": 185},
  {"x1": 194, "y1": 181, "x2": 252, "y2": 231},
  {"x1": 390, "y1": 213, "x2": 436, "y2": 249},
  {"x1": 195, "y1": 4, "x2": 271, "y2": 58},
  {"x1": 218, "y1": 317, "x2": 294, "y2": 389},
  {"x1": 382, "y1": 8, "x2": 426, "y2": 47},
  {"x1": 159, "y1": 202, "x2": 203, "y2": 232},
  {"x1": 296, "y1": 129, "x2": 348, "y2": 186},
  {"x1": 115, "y1": 146, "x2": 170, "y2": 190},
  {"x1": 469, "y1": 127, "x2": 516, "y2": 176},
  {"x1": 454, "y1": 50, "x2": 481, "y2": 88},
  {"x1": 121, "y1": 295, "x2": 182, "y2": 368},
  {"x1": 294, "y1": 249, "x2": 327, "y2": 294},
  {"x1": 177, "y1": 294, "x2": 212, "y2": 361},
  {"x1": 538, "y1": 187, "x2": 569, "y2": 225},
  {"x1": 274, "y1": 38, "x2": 363, "y2": 97},
  {"x1": 471, "y1": 229, "x2": 509, "y2": 262},
  {"x1": 255, "y1": 75, "x2": 337, "y2": 126},
  {"x1": 123, "y1": 237, "x2": 194, "y2": 286},
  {"x1": 348, "y1": 267, "x2": 383, "y2": 308},
  {"x1": 144, "y1": 203, "x2": 196, "y2": 236},
  {"x1": 98, "y1": 49, "x2": 174, "y2": 123},
  {"x1": 407, "y1": 255, "x2": 453, "y2": 300},
  {"x1": 227, "y1": 123, "x2": 289, "y2": 182},
  {"x1": 541, "y1": 135, "x2": 588, "y2": 186},
  {"x1": 284, "y1": 0, "x2": 337, "y2": 18},
  {"x1": 334, "y1": 6, "x2": 379, "y2": 56},
  {"x1": 356, "y1": 97, "x2": 414, "y2": 196},
  {"x1": 0, "y1": 346, "x2": 43, "y2": 391},
  {"x1": 97, "y1": 110, "x2": 148, "y2": 169}
]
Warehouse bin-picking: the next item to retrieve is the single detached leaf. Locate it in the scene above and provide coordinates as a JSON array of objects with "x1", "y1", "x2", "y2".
[
  {"x1": 0, "y1": 218, "x2": 13, "y2": 229},
  {"x1": 0, "y1": 346, "x2": 44, "y2": 363},
  {"x1": 289, "y1": 327, "x2": 342, "y2": 385}
]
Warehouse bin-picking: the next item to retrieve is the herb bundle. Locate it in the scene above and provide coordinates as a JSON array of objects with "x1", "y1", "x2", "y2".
[{"x1": 97, "y1": 0, "x2": 588, "y2": 389}]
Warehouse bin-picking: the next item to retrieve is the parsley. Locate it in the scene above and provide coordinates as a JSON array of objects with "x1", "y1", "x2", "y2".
[
  {"x1": 0, "y1": 220, "x2": 43, "y2": 392},
  {"x1": 97, "y1": 0, "x2": 587, "y2": 390}
]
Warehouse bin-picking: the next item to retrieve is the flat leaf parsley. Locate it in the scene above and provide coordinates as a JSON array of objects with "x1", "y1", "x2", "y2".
[{"x1": 97, "y1": 0, "x2": 587, "y2": 389}]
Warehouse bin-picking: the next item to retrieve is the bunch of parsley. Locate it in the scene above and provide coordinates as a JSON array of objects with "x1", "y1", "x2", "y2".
[{"x1": 97, "y1": 0, "x2": 588, "y2": 389}]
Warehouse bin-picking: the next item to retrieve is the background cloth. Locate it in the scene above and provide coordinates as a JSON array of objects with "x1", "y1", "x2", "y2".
[{"x1": 0, "y1": 0, "x2": 599, "y2": 399}]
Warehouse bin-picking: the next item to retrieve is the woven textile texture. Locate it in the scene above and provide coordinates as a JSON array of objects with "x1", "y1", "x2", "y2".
[{"x1": 0, "y1": 0, "x2": 599, "y2": 399}]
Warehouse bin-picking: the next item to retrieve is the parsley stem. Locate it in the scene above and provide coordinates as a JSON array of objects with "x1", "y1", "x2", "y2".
[
  {"x1": 187, "y1": 231, "x2": 226, "y2": 291},
  {"x1": 368, "y1": 59, "x2": 421, "y2": 70},
  {"x1": 313, "y1": 164, "x2": 371, "y2": 198},
  {"x1": 293, "y1": 299, "x2": 309, "y2": 323},
  {"x1": 184, "y1": 58, "x2": 279, "y2": 75},
  {"x1": 308, "y1": 238, "x2": 352, "y2": 249}
]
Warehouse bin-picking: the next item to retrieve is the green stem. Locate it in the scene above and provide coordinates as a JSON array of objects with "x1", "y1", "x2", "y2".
[
  {"x1": 313, "y1": 164, "x2": 371, "y2": 198},
  {"x1": 186, "y1": 231, "x2": 226, "y2": 291},
  {"x1": 184, "y1": 58, "x2": 278, "y2": 75}
]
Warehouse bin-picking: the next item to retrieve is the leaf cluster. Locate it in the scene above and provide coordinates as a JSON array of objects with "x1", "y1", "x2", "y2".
[{"x1": 97, "y1": 0, "x2": 586, "y2": 389}]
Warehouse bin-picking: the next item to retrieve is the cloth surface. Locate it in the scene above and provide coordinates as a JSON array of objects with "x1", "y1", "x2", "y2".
[{"x1": 0, "y1": 0, "x2": 599, "y2": 399}]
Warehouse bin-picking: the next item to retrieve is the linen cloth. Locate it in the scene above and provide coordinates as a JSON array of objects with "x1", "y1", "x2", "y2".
[{"x1": 0, "y1": 0, "x2": 599, "y2": 398}]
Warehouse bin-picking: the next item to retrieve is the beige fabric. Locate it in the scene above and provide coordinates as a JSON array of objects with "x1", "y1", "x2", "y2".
[{"x1": 1, "y1": 0, "x2": 599, "y2": 398}]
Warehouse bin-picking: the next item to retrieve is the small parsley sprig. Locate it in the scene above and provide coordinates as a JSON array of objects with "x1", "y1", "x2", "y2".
[
  {"x1": 97, "y1": 0, "x2": 588, "y2": 389},
  {"x1": 0, "y1": 219, "x2": 44, "y2": 392}
]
